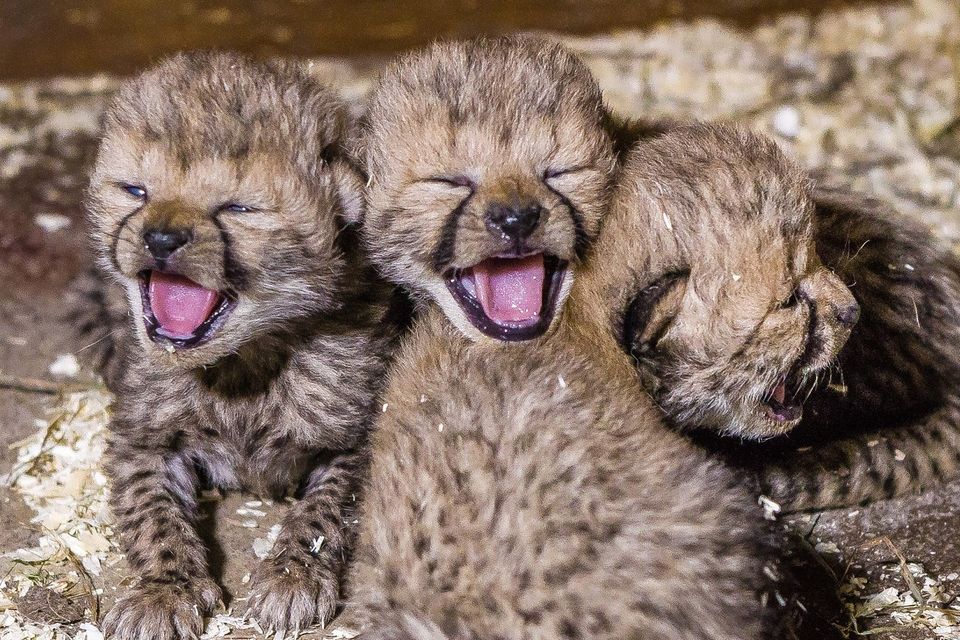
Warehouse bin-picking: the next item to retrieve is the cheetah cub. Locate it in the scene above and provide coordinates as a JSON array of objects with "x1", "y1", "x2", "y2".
[
  {"x1": 86, "y1": 52, "x2": 397, "y2": 638},
  {"x1": 597, "y1": 122, "x2": 960, "y2": 511},
  {"x1": 599, "y1": 123, "x2": 858, "y2": 442},
  {"x1": 347, "y1": 39, "x2": 770, "y2": 640},
  {"x1": 757, "y1": 185, "x2": 960, "y2": 510},
  {"x1": 359, "y1": 36, "x2": 613, "y2": 342}
]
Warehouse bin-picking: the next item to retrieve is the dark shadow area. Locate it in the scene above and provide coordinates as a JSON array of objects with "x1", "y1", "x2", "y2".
[{"x1": 196, "y1": 497, "x2": 230, "y2": 604}]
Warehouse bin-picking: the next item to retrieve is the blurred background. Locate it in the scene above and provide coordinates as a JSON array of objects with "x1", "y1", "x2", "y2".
[{"x1": 2, "y1": 0, "x2": 885, "y2": 80}]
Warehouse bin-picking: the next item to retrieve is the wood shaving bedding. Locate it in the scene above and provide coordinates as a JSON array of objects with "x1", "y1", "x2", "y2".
[{"x1": 0, "y1": 390, "x2": 289, "y2": 639}]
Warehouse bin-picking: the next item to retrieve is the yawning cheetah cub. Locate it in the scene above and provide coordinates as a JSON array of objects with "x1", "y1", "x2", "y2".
[
  {"x1": 347, "y1": 39, "x2": 771, "y2": 640},
  {"x1": 87, "y1": 52, "x2": 399, "y2": 638},
  {"x1": 357, "y1": 36, "x2": 614, "y2": 342}
]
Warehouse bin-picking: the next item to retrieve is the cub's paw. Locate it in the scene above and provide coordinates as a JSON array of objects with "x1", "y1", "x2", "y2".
[
  {"x1": 103, "y1": 578, "x2": 221, "y2": 640},
  {"x1": 758, "y1": 465, "x2": 804, "y2": 510},
  {"x1": 246, "y1": 558, "x2": 339, "y2": 632}
]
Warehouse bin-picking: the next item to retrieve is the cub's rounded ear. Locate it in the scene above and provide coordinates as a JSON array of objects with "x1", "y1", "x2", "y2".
[
  {"x1": 603, "y1": 111, "x2": 679, "y2": 161},
  {"x1": 330, "y1": 154, "x2": 366, "y2": 225},
  {"x1": 621, "y1": 270, "x2": 689, "y2": 358}
]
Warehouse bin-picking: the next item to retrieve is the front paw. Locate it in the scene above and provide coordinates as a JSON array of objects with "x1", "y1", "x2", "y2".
[
  {"x1": 758, "y1": 466, "x2": 802, "y2": 510},
  {"x1": 104, "y1": 579, "x2": 221, "y2": 640},
  {"x1": 246, "y1": 557, "x2": 339, "y2": 632}
]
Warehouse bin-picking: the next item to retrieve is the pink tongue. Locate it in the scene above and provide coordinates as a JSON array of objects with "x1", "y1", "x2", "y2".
[
  {"x1": 148, "y1": 271, "x2": 220, "y2": 338},
  {"x1": 472, "y1": 254, "x2": 546, "y2": 325}
]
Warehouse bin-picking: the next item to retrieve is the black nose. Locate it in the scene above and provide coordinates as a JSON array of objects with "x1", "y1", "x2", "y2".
[
  {"x1": 836, "y1": 300, "x2": 860, "y2": 327},
  {"x1": 485, "y1": 202, "x2": 543, "y2": 242},
  {"x1": 143, "y1": 228, "x2": 192, "y2": 260}
]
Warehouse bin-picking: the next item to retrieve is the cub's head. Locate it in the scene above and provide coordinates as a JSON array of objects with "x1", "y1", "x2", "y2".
[
  {"x1": 87, "y1": 52, "x2": 363, "y2": 369},
  {"x1": 584, "y1": 124, "x2": 858, "y2": 439},
  {"x1": 359, "y1": 37, "x2": 615, "y2": 342}
]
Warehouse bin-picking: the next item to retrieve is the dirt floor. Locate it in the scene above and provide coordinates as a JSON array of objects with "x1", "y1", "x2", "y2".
[{"x1": 2, "y1": 1, "x2": 960, "y2": 638}]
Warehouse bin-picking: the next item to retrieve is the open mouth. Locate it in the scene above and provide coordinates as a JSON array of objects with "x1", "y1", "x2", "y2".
[
  {"x1": 445, "y1": 253, "x2": 567, "y2": 341},
  {"x1": 761, "y1": 369, "x2": 804, "y2": 424},
  {"x1": 138, "y1": 270, "x2": 235, "y2": 349}
]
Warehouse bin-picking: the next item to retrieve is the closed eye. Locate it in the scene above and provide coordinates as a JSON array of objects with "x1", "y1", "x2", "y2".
[
  {"x1": 776, "y1": 288, "x2": 800, "y2": 310},
  {"x1": 423, "y1": 175, "x2": 475, "y2": 190},
  {"x1": 543, "y1": 165, "x2": 589, "y2": 180}
]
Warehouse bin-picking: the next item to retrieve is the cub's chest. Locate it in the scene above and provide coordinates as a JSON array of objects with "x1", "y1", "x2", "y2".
[
  {"x1": 194, "y1": 381, "x2": 310, "y2": 447},
  {"x1": 189, "y1": 393, "x2": 318, "y2": 495}
]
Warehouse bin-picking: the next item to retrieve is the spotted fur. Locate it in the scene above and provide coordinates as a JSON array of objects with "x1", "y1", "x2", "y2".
[
  {"x1": 350, "y1": 310, "x2": 770, "y2": 640},
  {"x1": 86, "y1": 52, "x2": 399, "y2": 638},
  {"x1": 347, "y1": 40, "x2": 770, "y2": 640},
  {"x1": 603, "y1": 118, "x2": 960, "y2": 512}
]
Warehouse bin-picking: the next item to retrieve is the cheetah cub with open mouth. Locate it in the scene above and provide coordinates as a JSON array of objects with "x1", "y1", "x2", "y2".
[
  {"x1": 87, "y1": 52, "x2": 399, "y2": 638},
  {"x1": 358, "y1": 37, "x2": 613, "y2": 342},
  {"x1": 346, "y1": 38, "x2": 771, "y2": 640}
]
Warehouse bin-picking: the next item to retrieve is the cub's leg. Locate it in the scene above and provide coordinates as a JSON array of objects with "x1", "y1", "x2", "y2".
[
  {"x1": 762, "y1": 397, "x2": 960, "y2": 511},
  {"x1": 246, "y1": 450, "x2": 365, "y2": 632},
  {"x1": 103, "y1": 448, "x2": 221, "y2": 640}
]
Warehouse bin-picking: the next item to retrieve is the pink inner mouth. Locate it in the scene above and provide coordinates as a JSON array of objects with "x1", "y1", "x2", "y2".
[
  {"x1": 148, "y1": 271, "x2": 221, "y2": 339},
  {"x1": 763, "y1": 376, "x2": 802, "y2": 423},
  {"x1": 771, "y1": 380, "x2": 787, "y2": 405},
  {"x1": 470, "y1": 254, "x2": 546, "y2": 325}
]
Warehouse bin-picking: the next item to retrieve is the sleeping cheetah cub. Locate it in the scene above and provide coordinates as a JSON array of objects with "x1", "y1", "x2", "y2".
[
  {"x1": 347, "y1": 38, "x2": 770, "y2": 640},
  {"x1": 758, "y1": 186, "x2": 960, "y2": 510},
  {"x1": 87, "y1": 52, "x2": 397, "y2": 638},
  {"x1": 599, "y1": 121, "x2": 960, "y2": 511},
  {"x1": 600, "y1": 123, "x2": 858, "y2": 442}
]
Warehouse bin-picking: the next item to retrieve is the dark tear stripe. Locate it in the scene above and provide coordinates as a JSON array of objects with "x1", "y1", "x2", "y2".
[
  {"x1": 543, "y1": 182, "x2": 591, "y2": 260},
  {"x1": 793, "y1": 295, "x2": 821, "y2": 372},
  {"x1": 110, "y1": 203, "x2": 146, "y2": 273},
  {"x1": 211, "y1": 212, "x2": 250, "y2": 291},
  {"x1": 728, "y1": 317, "x2": 768, "y2": 362},
  {"x1": 429, "y1": 192, "x2": 474, "y2": 273}
]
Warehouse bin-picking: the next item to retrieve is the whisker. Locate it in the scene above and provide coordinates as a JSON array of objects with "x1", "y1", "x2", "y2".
[
  {"x1": 804, "y1": 372, "x2": 819, "y2": 404},
  {"x1": 840, "y1": 239, "x2": 871, "y2": 266},
  {"x1": 76, "y1": 329, "x2": 121, "y2": 354}
]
